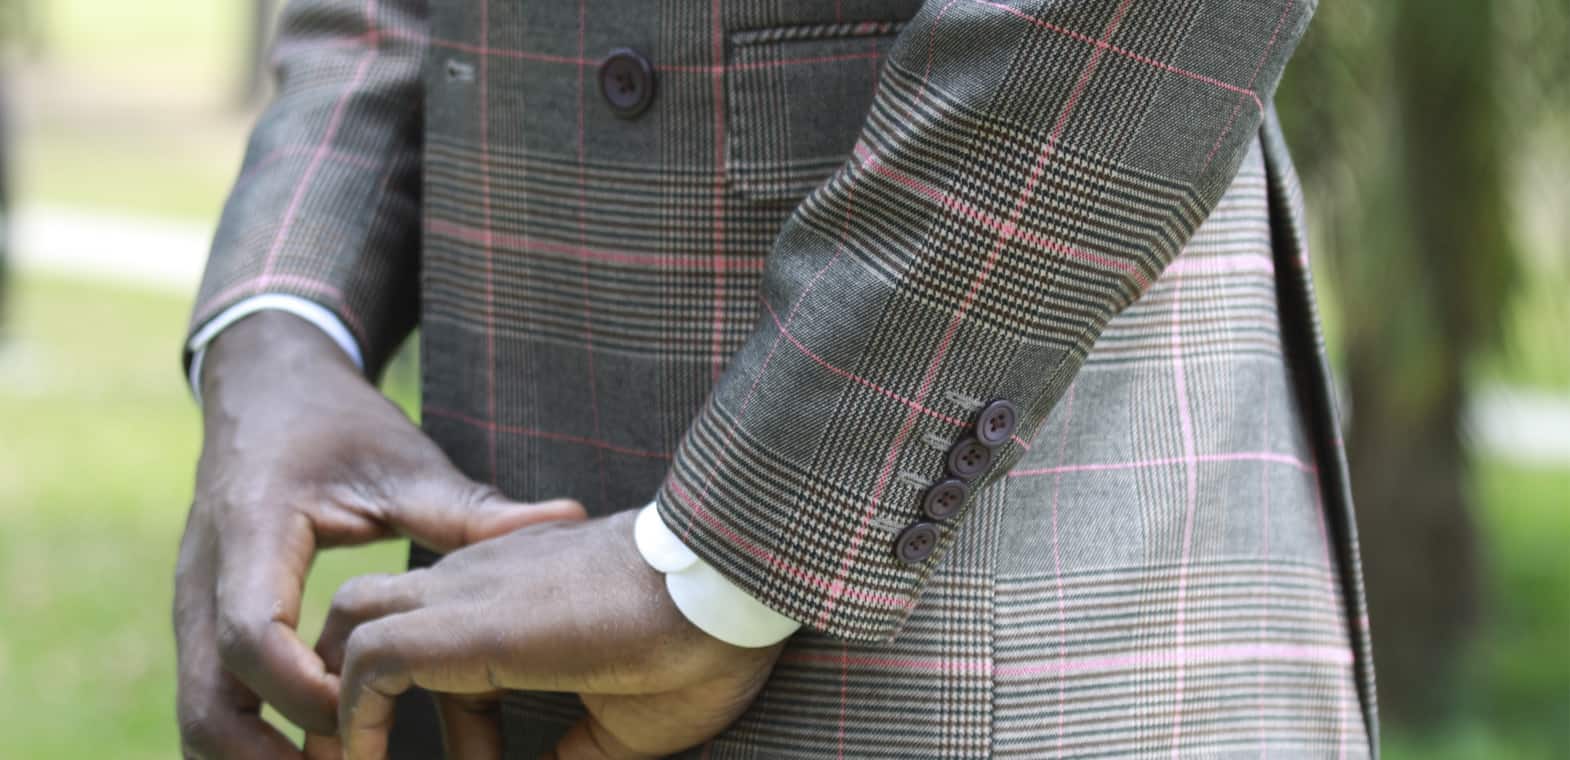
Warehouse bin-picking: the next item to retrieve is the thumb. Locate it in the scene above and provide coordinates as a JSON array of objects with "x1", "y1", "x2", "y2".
[
  {"x1": 384, "y1": 463, "x2": 587, "y2": 552},
  {"x1": 463, "y1": 493, "x2": 589, "y2": 546}
]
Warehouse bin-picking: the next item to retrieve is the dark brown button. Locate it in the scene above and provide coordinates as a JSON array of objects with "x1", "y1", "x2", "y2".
[
  {"x1": 945, "y1": 437, "x2": 993, "y2": 480},
  {"x1": 894, "y1": 522, "x2": 941, "y2": 564},
  {"x1": 921, "y1": 478, "x2": 970, "y2": 521},
  {"x1": 599, "y1": 48, "x2": 656, "y2": 118},
  {"x1": 976, "y1": 399, "x2": 1019, "y2": 447}
]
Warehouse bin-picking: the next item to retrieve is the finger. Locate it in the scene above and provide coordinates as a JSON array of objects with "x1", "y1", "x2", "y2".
[
  {"x1": 179, "y1": 703, "x2": 304, "y2": 760},
  {"x1": 386, "y1": 469, "x2": 588, "y2": 552},
  {"x1": 214, "y1": 510, "x2": 340, "y2": 734},
  {"x1": 338, "y1": 606, "x2": 645, "y2": 760},
  {"x1": 546, "y1": 716, "x2": 650, "y2": 760},
  {"x1": 177, "y1": 597, "x2": 305, "y2": 759},
  {"x1": 338, "y1": 613, "x2": 416, "y2": 760},
  {"x1": 340, "y1": 610, "x2": 519, "y2": 760},
  {"x1": 175, "y1": 510, "x2": 306, "y2": 760},
  {"x1": 437, "y1": 693, "x2": 504, "y2": 760},
  {"x1": 316, "y1": 572, "x2": 426, "y2": 674}
]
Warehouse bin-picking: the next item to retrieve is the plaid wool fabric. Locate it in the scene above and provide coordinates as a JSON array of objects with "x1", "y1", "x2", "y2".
[{"x1": 189, "y1": 0, "x2": 1377, "y2": 756}]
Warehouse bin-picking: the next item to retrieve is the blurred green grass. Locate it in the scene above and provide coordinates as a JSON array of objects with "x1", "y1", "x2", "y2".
[
  {"x1": 0, "y1": 272, "x2": 1565, "y2": 757},
  {"x1": 1382, "y1": 461, "x2": 1570, "y2": 760}
]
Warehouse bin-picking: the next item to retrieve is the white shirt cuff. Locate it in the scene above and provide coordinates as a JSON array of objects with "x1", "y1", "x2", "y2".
[
  {"x1": 186, "y1": 295, "x2": 364, "y2": 405},
  {"x1": 634, "y1": 502, "x2": 801, "y2": 648}
]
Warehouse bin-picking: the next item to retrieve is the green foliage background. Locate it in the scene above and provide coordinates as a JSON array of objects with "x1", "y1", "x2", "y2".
[{"x1": 1277, "y1": 0, "x2": 1569, "y2": 743}]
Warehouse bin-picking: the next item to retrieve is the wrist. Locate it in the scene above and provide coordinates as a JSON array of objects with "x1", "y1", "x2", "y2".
[{"x1": 200, "y1": 310, "x2": 361, "y2": 410}]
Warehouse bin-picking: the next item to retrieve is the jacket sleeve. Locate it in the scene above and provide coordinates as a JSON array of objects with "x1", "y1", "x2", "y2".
[
  {"x1": 185, "y1": 0, "x2": 427, "y2": 378},
  {"x1": 657, "y1": 0, "x2": 1316, "y2": 642}
]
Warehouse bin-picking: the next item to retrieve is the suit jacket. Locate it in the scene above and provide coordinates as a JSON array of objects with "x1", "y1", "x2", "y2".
[{"x1": 189, "y1": 0, "x2": 1378, "y2": 756}]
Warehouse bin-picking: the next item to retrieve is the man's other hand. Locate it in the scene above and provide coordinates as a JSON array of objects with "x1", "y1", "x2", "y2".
[
  {"x1": 174, "y1": 311, "x2": 585, "y2": 759},
  {"x1": 316, "y1": 510, "x2": 783, "y2": 760}
]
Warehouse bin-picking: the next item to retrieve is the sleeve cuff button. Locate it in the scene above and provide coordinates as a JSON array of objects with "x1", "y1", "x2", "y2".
[
  {"x1": 921, "y1": 478, "x2": 970, "y2": 520},
  {"x1": 976, "y1": 399, "x2": 1019, "y2": 447},
  {"x1": 894, "y1": 522, "x2": 941, "y2": 564},
  {"x1": 945, "y1": 437, "x2": 993, "y2": 479}
]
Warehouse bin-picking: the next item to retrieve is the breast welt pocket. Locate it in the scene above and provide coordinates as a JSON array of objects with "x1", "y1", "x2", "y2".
[{"x1": 726, "y1": 21, "x2": 906, "y2": 204}]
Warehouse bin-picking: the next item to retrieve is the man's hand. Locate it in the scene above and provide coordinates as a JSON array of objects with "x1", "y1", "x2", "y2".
[
  {"x1": 174, "y1": 311, "x2": 586, "y2": 759},
  {"x1": 316, "y1": 510, "x2": 784, "y2": 760}
]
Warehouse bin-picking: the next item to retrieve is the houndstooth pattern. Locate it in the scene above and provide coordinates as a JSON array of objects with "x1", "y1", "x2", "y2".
[{"x1": 189, "y1": 0, "x2": 1376, "y2": 755}]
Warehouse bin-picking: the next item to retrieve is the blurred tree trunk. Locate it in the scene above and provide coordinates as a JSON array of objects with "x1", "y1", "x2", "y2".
[
  {"x1": 1359, "y1": 0, "x2": 1517, "y2": 723},
  {"x1": 1280, "y1": 0, "x2": 1518, "y2": 725},
  {"x1": 239, "y1": 0, "x2": 281, "y2": 106}
]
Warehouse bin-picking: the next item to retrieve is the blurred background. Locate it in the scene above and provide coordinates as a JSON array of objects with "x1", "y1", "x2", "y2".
[{"x1": 0, "y1": 0, "x2": 1564, "y2": 757}]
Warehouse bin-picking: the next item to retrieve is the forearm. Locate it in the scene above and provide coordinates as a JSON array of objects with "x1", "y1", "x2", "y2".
[
  {"x1": 186, "y1": 0, "x2": 428, "y2": 382},
  {"x1": 659, "y1": 0, "x2": 1317, "y2": 641}
]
